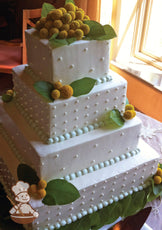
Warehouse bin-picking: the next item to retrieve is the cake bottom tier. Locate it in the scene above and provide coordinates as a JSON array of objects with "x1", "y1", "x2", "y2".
[{"x1": 23, "y1": 139, "x2": 158, "y2": 230}]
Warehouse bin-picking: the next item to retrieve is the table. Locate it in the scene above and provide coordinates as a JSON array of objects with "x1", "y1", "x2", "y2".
[{"x1": 100, "y1": 111, "x2": 162, "y2": 230}]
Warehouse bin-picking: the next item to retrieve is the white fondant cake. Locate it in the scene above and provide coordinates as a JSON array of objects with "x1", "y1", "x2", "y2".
[
  {"x1": 0, "y1": 9, "x2": 161, "y2": 230},
  {"x1": 26, "y1": 28, "x2": 110, "y2": 84}
]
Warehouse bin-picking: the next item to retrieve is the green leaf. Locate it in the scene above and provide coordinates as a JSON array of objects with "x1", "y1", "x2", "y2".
[
  {"x1": 34, "y1": 81, "x2": 54, "y2": 102},
  {"x1": 104, "y1": 109, "x2": 125, "y2": 129},
  {"x1": 65, "y1": 0, "x2": 75, "y2": 5},
  {"x1": 17, "y1": 164, "x2": 40, "y2": 185},
  {"x1": 42, "y1": 179, "x2": 80, "y2": 205},
  {"x1": 84, "y1": 20, "x2": 106, "y2": 39},
  {"x1": 2, "y1": 94, "x2": 13, "y2": 103},
  {"x1": 159, "y1": 163, "x2": 162, "y2": 169},
  {"x1": 152, "y1": 178, "x2": 162, "y2": 196},
  {"x1": 70, "y1": 77, "x2": 97, "y2": 97},
  {"x1": 49, "y1": 38, "x2": 69, "y2": 48},
  {"x1": 41, "y1": 3, "x2": 55, "y2": 18},
  {"x1": 89, "y1": 212, "x2": 100, "y2": 228},
  {"x1": 125, "y1": 191, "x2": 147, "y2": 217},
  {"x1": 119, "y1": 195, "x2": 132, "y2": 217}
]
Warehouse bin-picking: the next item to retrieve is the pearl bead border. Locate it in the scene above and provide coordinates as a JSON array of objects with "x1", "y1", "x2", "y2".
[
  {"x1": 37, "y1": 181, "x2": 151, "y2": 230},
  {"x1": 61, "y1": 149, "x2": 140, "y2": 181}
]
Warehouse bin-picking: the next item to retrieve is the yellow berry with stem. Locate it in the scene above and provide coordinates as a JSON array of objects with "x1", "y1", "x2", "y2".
[
  {"x1": 60, "y1": 23, "x2": 70, "y2": 31},
  {"x1": 53, "y1": 19, "x2": 63, "y2": 29},
  {"x1": 44, "y1": 20, "x2": 53, "y2": 30},
  {"x1": 39, "y1": 17, "x2": 46, "y2": 26},
  {"x1": 6, "y1": 89, "x2": 14, "y2": 96},
  {"x1": 37, "y1": 188, "x2": 47, "y2": 199},
  {"x1": 156, "y1": 168, "x2": 162, "y2": 177},
  {"x1": 154, "y1": 175, "x2": 162, "y2": 184},
  {"x1": 83, "y1": 15, "x2": 90, "y2": 20},
  {"x1": 125, "y1": 104, "x2": 135, "y2": 111},
  {"x1": 74, "y1": 29, "x2": 84, "y2": 40},
  {"x1": 38, "y1": 179, "x2": 47, "y2": 189},
  {"x1": 68, "y1": 11, "x2": 76, "y2": 20},
  {"x1": 59, "y1": 7, "x2": 67, "y2": 15},
  {"x1": 51, "y1": 89, "x2": 60, "y2": 100},
  {"x1": 58, "y1": 30, "x2": 68, "y2": 39},
  {"x1": 70, "y1": 20, "x2": 80, "y2": 30},
  {"x1": 61, "y1": 13, "x2": 72, "y2": 24},
  {"x1": 64, "y1": 3, "x2": 76, "y2": 12},
  {"x1": 39, "y1": 28, "x2": 48, "y2": 39},
  {"x1": 68, "y1": 29, "x2": 75, "y2": 38},
  {"x1": 80, "y1": 24, "x2": 90, "y2": 35},
  {"x1": 35, "y1": 20, "x2": 42, "y2": 30},
  {"x1": 51, "y1": 9, "x2": 63, "y2": 20},
  {"x1": 49, "y1": 27, "x2": 59, "y2": 37},
  {"x1": 60, "y1": 85, "x2": 73, "y2": 99},
  {"x1": 54, "y1": 81, "x2": 62, "y2": 90},
  {"x1": 29, "y1": 184, "x2": 37, "y2": 194},
  {"x1": 76, "y1": 10, "x2": 84, "y2": 20}
]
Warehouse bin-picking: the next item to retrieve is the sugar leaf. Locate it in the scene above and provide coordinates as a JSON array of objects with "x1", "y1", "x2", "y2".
[
  {"x1": 41, "y1": 3, "x2": 55, "y2": 18},
  {"x1": 34, "y1": 81, "x2": 54, "y2": 102},
  {"x1": 65, "y1": 0, "x2": 75, "y2": 4},
  {"x1": 84, "y1": 20, "x2": 106, "y2": 39},
  {"x1": 42, "y1": 179, "x2": 80, "y2": 205},
  {"x1": 104, "y1": 109, "x2": 125, "y2": 129},
  {"x1": 70, "y1": 77, "x2": 96, "y2": 97},
  {"x1": 17, "y1": 164, "x2": 40, "y2": 185}
]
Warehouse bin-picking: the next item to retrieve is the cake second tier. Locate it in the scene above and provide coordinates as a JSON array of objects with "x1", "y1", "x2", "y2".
[{"x1": 12, "y1": 65, "x2": 127, "y2": 143}]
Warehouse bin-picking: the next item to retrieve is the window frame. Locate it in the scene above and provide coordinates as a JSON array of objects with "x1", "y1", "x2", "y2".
[{"x1": 132, "y1": 0, "x2": 162, "y2": 70}]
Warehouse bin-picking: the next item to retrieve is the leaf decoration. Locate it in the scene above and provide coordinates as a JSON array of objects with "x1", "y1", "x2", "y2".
[
  {"x1": 84, "y1": 20, "x2": 117, "y2": 41},
  {"x1": 17, "y1": 164, "x2": 40, "y2": 185},
  {"x1": 70, "y1": 77, "x2": 97, "y2": 97},
  {"x1": 42, "y1": 179, "x2": 80, "y2": 205},
  {"x1": 41, "y1": 3, "x2": 55, "y2": 18},
  {"x1": 2, "y1": 94, "x2": 13, "y2": 103},
  {"x1": 65, "y1": 0, "x2": 75, "y2": 4},
  {"x1": 34, "y1": 81, "x2": 54, "y2": 102},
  {"x1": 104, "y1": 109, "x2": 125, "y2": 129},
  {"x1": 49, "y1": 35, "x2": 76, "y2": 48},
  {"x1": 151, "y1": 178, "x2": 162, "y2": 197}
]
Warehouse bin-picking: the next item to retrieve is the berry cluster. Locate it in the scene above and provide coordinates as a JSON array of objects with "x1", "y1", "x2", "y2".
[
  {"x1": 28, "y1": 179, "x2": 47, "y2": 199},
  {"x1": 123, "y1": 104, "x2": 136, "y2": 120},
  {"x1": 51, "y1": 81, "x2": 73, "y2": 100},
  {"x1": 153, "y1": 165, "x2": 162, "y2": 185},
  {"x1": 35, "y1": 3, "x2": 90, "y2": 40}
]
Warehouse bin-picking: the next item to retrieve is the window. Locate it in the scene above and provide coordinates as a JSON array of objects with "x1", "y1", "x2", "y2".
[
  {"x1": 100, "y1": 0, "x2": 162, "y2": 89},
  {"x1": 133, "y1": 0, "x2": 162, "y2": 70}
]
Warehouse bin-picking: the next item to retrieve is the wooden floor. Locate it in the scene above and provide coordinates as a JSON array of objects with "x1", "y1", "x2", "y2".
[{"x1": 0, "y1": 73, "x2": 13, "y2": 96}]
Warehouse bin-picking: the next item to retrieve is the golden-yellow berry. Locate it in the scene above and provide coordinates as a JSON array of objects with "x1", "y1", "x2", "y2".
[
  {"x1": 51, "y1": 9, "x2": 63, "y2": 20},
  {"x1": 70, "y1": 20, "x2": 80, "y2": 30},
  {"x1": 59, "y1": 7, "x2": 67, "y2": 15},
  {"x1": 77, "y1": 8, "x2": 84, "y2": 13},
  {"x1": 49, "y1": 27, "x2": 59, "y2": 37},
  {"x1": 68, "y1": 29, "x2": 75, "y2": 38},
  {"x1": 60, "y1": 85, "x2": 73, "y2": 99},
  {"x1": 156, "y1": 168, "x2": 162, "y2": 177},
  {"x1": 77, "y1": 19, "x2": 83, "y2": 26},
  {"x1": 64, "y1": 3, "x2": 76, "y2": 12},
  {"x1": 53, "y1": 81, "x2": 63, "y2": 90},
  {"x1": 51, "y1": 89, "x2": 60, "y2": 100},
  {"x1": 58, "y1": 30, "x2": 68, "y2": 39},
  {"x1": 80, "y1": 24, "x2": 90, "y2": 35},
  {"x1": 60, "y1": 23, "x2": 70, "y2": 31},
  {"x1": 29, "y1": 184, "x2": 37, "y2": 194},
  {"x1": 53, "y1": 19, "x2": 63, "y2": 29},
  {"x1": 44, "y1": 20, "x2": 53, "y2": 30},
  {"x1": 39, "y1": 28, "x2": 48, "y2": 39},
  {"x1": 6, "y1": 89, "x2": 14, "y2": 96},
  {"x1": 123, "y1": 110, "x2": 136, "y2": 120},
  {"x1": 38, "y1": 179, "x2": 47, "y2": 189},
  {"x1": 61, "y1": 13, "x2": 72, "y2": 24},
  {"x1": 39, "y1": 17, "x2": 47, "y2": 26},
  {"x1": 83, "y1": 15, "x2": 90, "y2": 20},
  {"x1": 75, "y1": 10, "x2": 84, "y2": 20},
  {"x1": 154, "y1": 175, "x2": 162, "y2": 184},
  {"x1": 35, "y1": 20, "x2": 42, "y2": 30},
  {"x1": 68, "y1": 11, "x2": 76, "y2": 20},
  {"x1": 74, "y1": 29, "x2": 84, "y2": 40},
  {"x1": 125, "y1": 104, "x2": 135, "y2": 111},
  {"x1": 37, "y1": 188, "x2": 47, "y2": 198}
]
